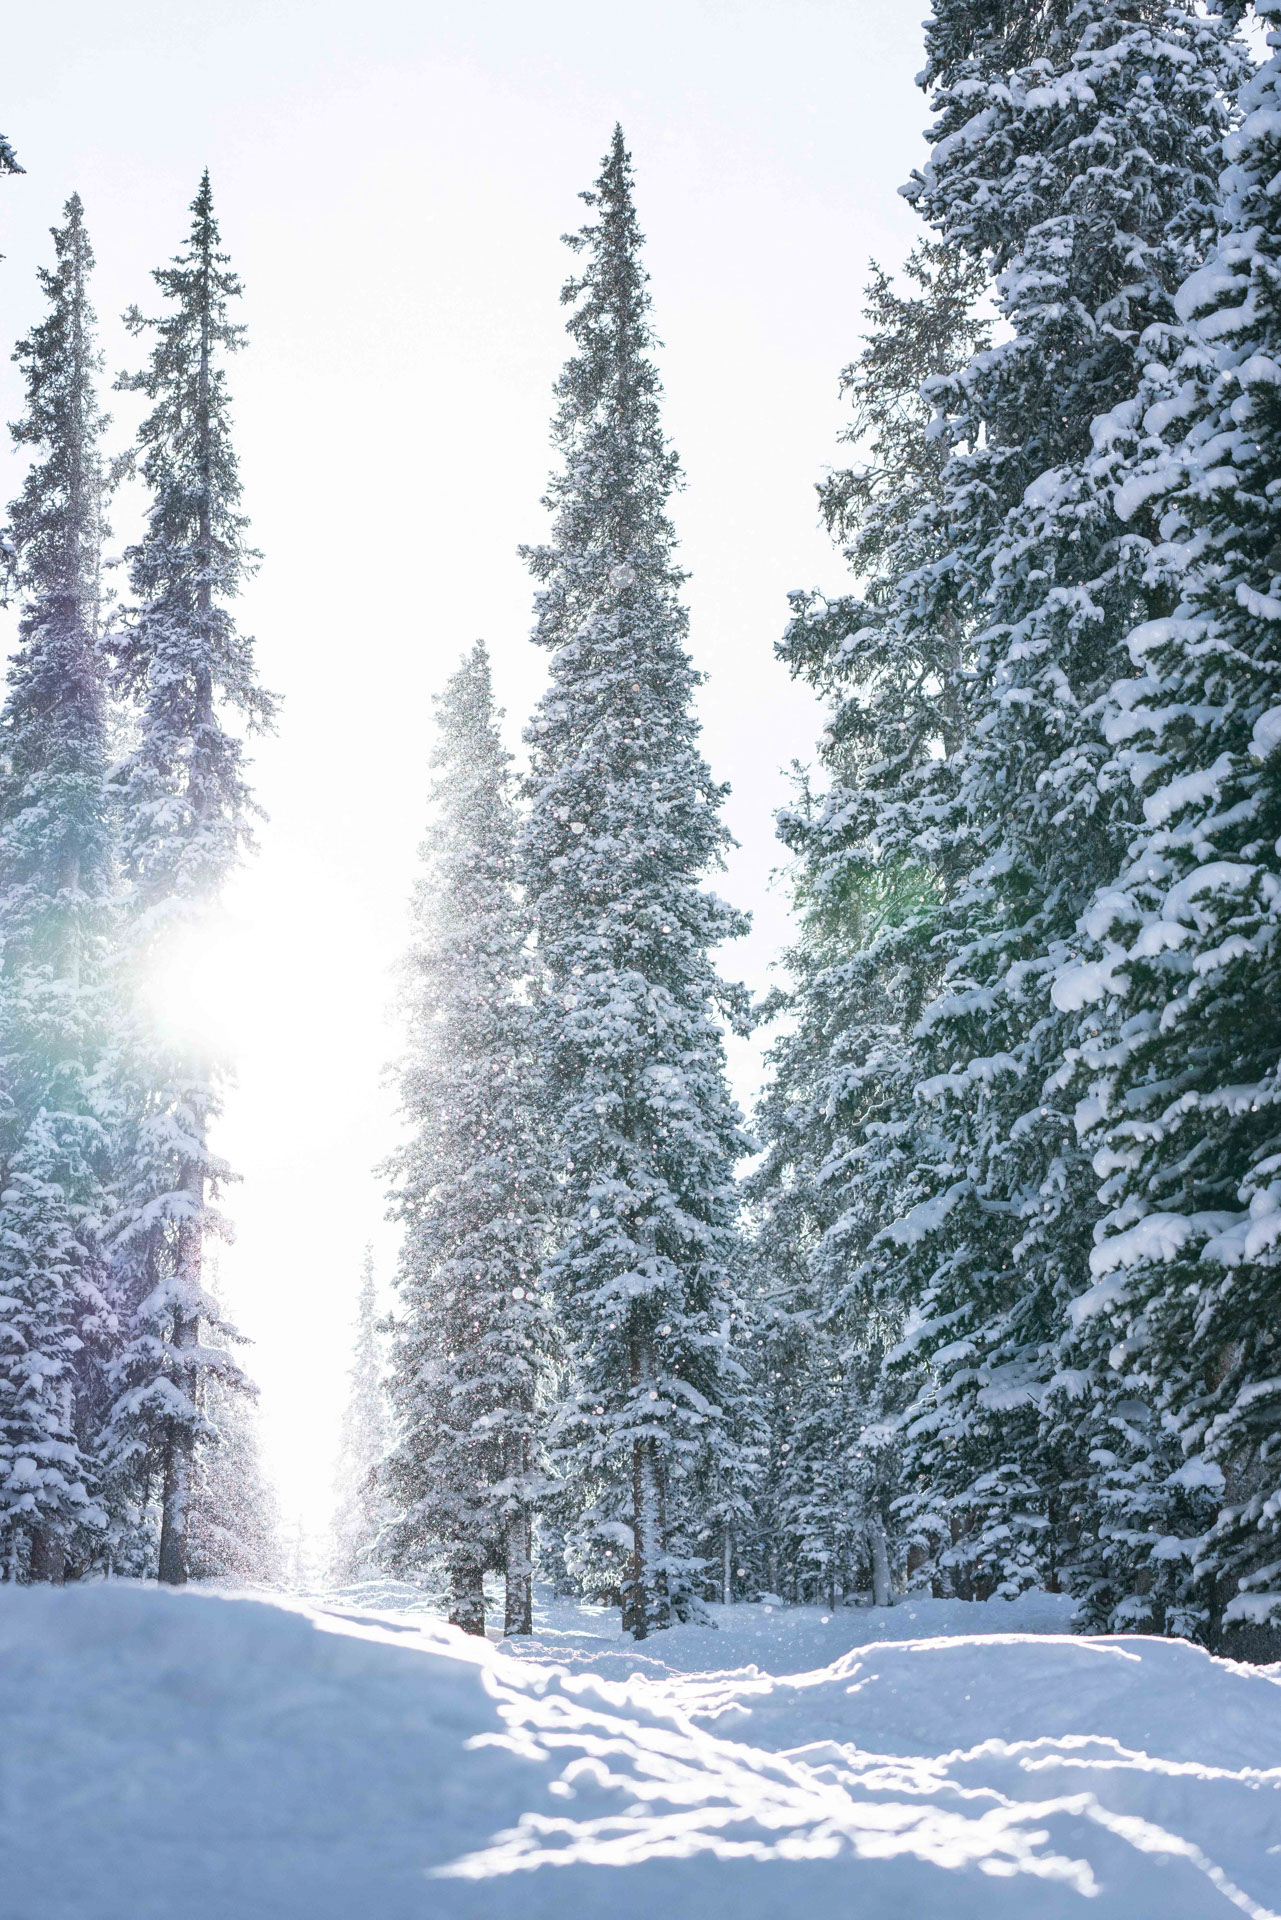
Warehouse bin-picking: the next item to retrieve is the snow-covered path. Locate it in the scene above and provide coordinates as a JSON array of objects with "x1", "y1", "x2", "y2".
[{"x1": 3, "y1": 1584, "x2": 1280, "y2": 1918}]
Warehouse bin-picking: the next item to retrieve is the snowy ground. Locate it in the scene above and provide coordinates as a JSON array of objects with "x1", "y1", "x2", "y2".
[{"x1": 3, "y1": 1582, "x2": 1280, "y2": 1918}]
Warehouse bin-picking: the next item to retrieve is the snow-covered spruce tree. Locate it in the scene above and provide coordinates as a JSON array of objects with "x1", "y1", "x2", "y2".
[
  {"x1": 329, "y1": 1247, "x2": 392, "y2": 1587},
  {"x1": 891, "y1": 0, "x2": 1247, "y2": 1601},
  {"x1": 0, "y1": 195, "x2": 113, "y2": 1582},
  {"x1": 1050, "y1": 0, "x2": 1281, "y2": 1648},
  {"x1": 100, "y1": 173, "x2": 274, "y2": 1586},
  {"x1": 384, "y1": 643, "x2": 554, "y2": 1638},
  {"x1": 521, "y1": 128, "x2": 754, "y2": 1639},
  {"x1": 759, "y1": 245, "x2": 991, "y2": 1601},
  {"x1": 780, "y1": 3, "x2": 1247, "y2": 1602},
  {"x1": 187, "y1": 1362, "x2": 281, "y2": 1585}
]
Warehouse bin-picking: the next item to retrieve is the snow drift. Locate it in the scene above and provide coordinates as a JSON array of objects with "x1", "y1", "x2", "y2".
[{"x1": 2, "y1": 1584, "x2": 1280, "y2": 1918}]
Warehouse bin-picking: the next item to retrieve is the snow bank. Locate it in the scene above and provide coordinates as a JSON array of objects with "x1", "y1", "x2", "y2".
[{"x1": 2, "y1": 1583, "x2": 1280, "y2": 1919}]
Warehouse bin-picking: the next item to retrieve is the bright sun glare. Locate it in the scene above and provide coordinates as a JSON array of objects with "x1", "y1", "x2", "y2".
[{"x1": 142, "y1": 921, "x2": 255, "y2": 1058}]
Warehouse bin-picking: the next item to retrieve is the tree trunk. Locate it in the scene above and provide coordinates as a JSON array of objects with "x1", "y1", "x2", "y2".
[
  {"x1": 29, "y1": 1530, "x2": 66, "y2": 1584},
  {"x1": 624, "y1": 1313, "x2": 647, "y2": 1639},
  {"x1": 504, "y1": 1506, "x2": 532, "y2": 1636},
  {"x1": 449, "y1": 1558, "x2": 486, "y2": 1636},
  {"x1": 868, "y1": 1515, "x2": 892, "y2": 1609},
  {"x1": 624, "y1": 1312, "x2": 668, "y2": 1641},
  {"x1": 157, "y1": 1375, "x2": 193, "y2": 1587},
  {"x1": 629, "y1": 1437, "x2": 666, "y2": 1639},
  {"x1": 158, "y1": 1164, "x2": 203, "y2": 1587},
  {"x1": 625, "y1": 1431, "x2": 648, "y2": 1639},
  {"x1": 722, "y1": 1525, "x2": 733, "y2": 1608}
]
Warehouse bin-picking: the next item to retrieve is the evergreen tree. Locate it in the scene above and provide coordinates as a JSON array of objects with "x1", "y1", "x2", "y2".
[
  {"x1": 0, "y1": 195, "x2": 112, "y2": 1581},
  {"x1": 758, "y1": 244, "x2": 990, "y2": 1601},
  {"x1": 893, "y1": 0, "x2": 1245, "y2": 1600},
  {"x1": 329, "y1": 1247, "x2": 392, "y2": 1587},
  {"x1": 521, "y1": 128, "x2": 754, "y2": 1639},
  {"x1": 384, "y1": 643, "x2": 554, "y2": 1637},
  {"x1": 187, "y1": 1369, "x2": 282, "y2": 1586},
  {"x1": 1052, "y1": 0, "x2": 1281, "y2": 1646},
  {"x1": 777, "y1": 2, "x2": 1246, "y2": 1601},
  {"x1": 100, "y1": 173, "x2": 274, "y2": 1586}
]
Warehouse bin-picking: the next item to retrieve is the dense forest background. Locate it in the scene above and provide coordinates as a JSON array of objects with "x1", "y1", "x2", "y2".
[{"x1": 5, "y1": 1, "x2": 1281, "y2": 1660}]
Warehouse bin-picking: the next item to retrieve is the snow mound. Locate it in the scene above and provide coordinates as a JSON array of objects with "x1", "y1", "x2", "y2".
[{"x1": 2, "y1": 1584, "x2": 1280, "y2": 1919}]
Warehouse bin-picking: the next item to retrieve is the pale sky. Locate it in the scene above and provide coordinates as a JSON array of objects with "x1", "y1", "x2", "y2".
[{"x1": 2, "y1": 0, "x2": 928, "y2": 1542}]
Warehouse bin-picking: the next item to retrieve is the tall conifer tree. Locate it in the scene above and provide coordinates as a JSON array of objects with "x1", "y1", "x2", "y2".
[
  {"x1": 100, "y1": 173, "x2": 273, "y2": 1585},
  {"x1": 778, "y1": 2, "x2": 1245, "y2": 1600},
  {"x1": 384, "y1": 644, "x2": 553, "y2": 1637},
  {"x1": 521, "y1": 129, "x2": 753, "y2": 1638},
  {"x1": 1053, "y1": 0, "x2": 1281, "y2": 1645},
  {"x1": 758, "y1": 245, "x2": 990, "y2": 1602},
  {"x1": 887, "y1": 0, "x2": 1243, "y2": 1601},
  {"x1": 0, "y1": 195, "x2": 112, "y2": 1580}
]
